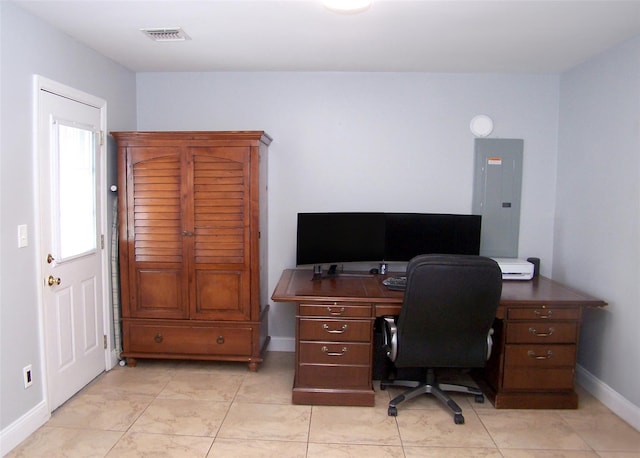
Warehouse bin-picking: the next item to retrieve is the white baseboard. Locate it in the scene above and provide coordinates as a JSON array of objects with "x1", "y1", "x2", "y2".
[
  {"x1": 268, "y1": 336, "x2": 295, "y2": 352},
  {"x1": 576, "y1": 364, "x2": 640, "y2": 431},
  {"x1": 0, "y1": 400, "x2": 50, "y2": 456}
]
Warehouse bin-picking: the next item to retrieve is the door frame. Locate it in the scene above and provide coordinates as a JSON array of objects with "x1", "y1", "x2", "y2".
[{"x1": 33, "y1": 75, "x2": 114, "y2": 412}]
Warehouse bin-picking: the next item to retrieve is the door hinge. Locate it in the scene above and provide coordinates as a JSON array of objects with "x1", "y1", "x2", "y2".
[
  {"x1": 103, "y1": 335, "x2": 108, "y2": 349},
  {"x1": 97, "y1": 130, "x2": 104, "y2": 146},
  {"x1": 100, "y1": 234, "x2": 105, "y2": 249}
]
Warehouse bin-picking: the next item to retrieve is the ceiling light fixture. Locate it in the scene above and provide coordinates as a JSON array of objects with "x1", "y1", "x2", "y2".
[{"x1": 322, "y1": 0, "x2": 372, "y2": 14}]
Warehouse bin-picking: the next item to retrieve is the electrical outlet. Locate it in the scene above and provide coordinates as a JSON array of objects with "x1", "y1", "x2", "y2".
[{"x1": 23, "y1": 365, "x2": 33, "y2": 388}]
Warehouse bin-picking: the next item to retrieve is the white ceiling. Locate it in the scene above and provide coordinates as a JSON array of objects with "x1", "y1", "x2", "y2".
[{"x1": 12, "y1": 0, "x2": 640, "y2": 73}]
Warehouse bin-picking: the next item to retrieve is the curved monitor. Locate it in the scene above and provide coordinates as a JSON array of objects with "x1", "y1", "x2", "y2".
[{"x1": 296, "y1": 212, "x2": 482, "y2": 266}]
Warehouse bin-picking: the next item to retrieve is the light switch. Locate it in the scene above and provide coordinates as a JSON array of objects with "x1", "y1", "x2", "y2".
[{"x1": 17, "y1": 224, "x2": 28, "y2": 248}]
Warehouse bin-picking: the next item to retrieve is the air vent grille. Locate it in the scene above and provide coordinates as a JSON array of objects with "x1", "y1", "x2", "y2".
[{"x1": 141, "y1": 27, "x2": 191, "y2": 42}]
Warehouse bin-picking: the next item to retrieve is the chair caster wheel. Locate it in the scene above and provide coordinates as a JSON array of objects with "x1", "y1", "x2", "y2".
[
  {"x1": 475, "y1": 394, "x2": 485, "y2": 403},
  {"x1": 388, "y1": 406, "x2": 397, "y2": 416},
  {"x1": 380, "y1": 383, "x2": 388, "y2": 391},
  {"x1": 454, "y1": 414, "x2": 465, "y2": 424}
]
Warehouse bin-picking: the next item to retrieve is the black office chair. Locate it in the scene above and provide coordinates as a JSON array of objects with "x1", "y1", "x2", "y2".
[{"x1": 380, "y1": 254, "x2": 502, "y2": 424}]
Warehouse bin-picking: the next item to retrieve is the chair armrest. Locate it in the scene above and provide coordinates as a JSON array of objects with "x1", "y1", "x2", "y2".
[
  {"x1": 487, "y1": 328, "x2": 494, "y2": 360},
  {"x1": 382, "y1": 316, "x2": 398, "y2": 362}
]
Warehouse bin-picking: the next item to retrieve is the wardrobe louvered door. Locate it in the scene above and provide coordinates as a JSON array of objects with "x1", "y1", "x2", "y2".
[
  {"x1": 190, "y1": 146, "x2": 251, "y2": 321},
  {"x1": 126, "y1": 147, "x2": 188, "y2": 319}
]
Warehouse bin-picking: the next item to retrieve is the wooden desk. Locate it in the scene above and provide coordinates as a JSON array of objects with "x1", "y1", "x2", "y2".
[{"x1": 271, "y1": 269, "x2": 606, "y2": 408}]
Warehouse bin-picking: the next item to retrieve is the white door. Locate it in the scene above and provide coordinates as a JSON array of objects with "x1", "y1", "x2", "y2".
[{"x1": 37, "y1": 86, "x2": 107, "y2": 410}]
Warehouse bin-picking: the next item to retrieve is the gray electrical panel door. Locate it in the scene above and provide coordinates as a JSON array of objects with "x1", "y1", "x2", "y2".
[{"x1": 472, "y1": 138, "x2": 523, "y2": 258}]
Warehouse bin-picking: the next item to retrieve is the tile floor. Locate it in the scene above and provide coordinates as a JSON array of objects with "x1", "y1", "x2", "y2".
[{"x1": 7, "y1": 352, "x2": 640, "y2": 457}]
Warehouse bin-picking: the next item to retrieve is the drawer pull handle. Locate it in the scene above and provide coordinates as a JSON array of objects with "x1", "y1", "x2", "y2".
[
  {"x1": 154, "y1": 333, "x2": 163, "y2": 343},
  {"x1": 321, "y1": 345, "x2": 348, "y2": 356},
  {"x1": 527, "y1": 350, "x2": 553, "y2": 360},
  {"x1": 529, "y1": 327, "x2": 554, "y2": 337},
  {"x1": 322, "y1": 323, "x2": 348, "y2": 333},
  {"x1": 327, "y1": 306, "x2": 345, "y2": 315},
  {"x1": 534, "y1": 310, "x2": 553, "y2": 318},
  {"x1": 217, "y1": 335, "x2": 225, "y2": 344}
]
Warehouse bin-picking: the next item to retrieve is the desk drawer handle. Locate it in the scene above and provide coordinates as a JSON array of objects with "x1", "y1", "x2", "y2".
[
  {"x1": 534, "y1": 310, "x2": 553, "y2": 319},
  {"x1": 154, "y1": 333, "x2": 163, "y2": 344},
  {"x1": 529, "y1": 327, "x2": 554, "y2": 337},
  {"x1": 326, "y1": 306, "x2": 345, "y2": 316},
  {"x1": 527, "y1": 350, "x2": 553, "y2": 360},
  {"x1": 321, "y1": 345, "x2": 348, "y2": 356},
  {"x1": 322, "y1": 323, "x2": 348, "y2": 333}
]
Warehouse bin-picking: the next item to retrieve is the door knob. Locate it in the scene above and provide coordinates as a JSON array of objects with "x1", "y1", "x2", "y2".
[{"x1": 47, "y1": 275, "x2": 61, "y2": 286}]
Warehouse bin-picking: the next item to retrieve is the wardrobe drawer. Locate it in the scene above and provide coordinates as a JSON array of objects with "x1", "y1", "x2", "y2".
[
  {"x1": 507, "y1": 307, "x2": 580, "y2": 321},
  {"x1": 297, "y1": 364, "x2": 370, "y2": 388},
  {"x1": 506, "y1": 322, "x2": 577, "y2": 344},
  {"x1": 125, "y1": 322, "x2": 253, "y2": 356},
  {"x1": 298, "y1": 319, "x2": 372, "y2": 342},
  {"x1": 299, "y1": 303, "x2": 372, "y2": 318},
  {"x1": 299, "y1": 342, "x2": 371, "y2": 365},
  {"x1": 504, "y1": 344, "x2": 576, "y2": 367}
]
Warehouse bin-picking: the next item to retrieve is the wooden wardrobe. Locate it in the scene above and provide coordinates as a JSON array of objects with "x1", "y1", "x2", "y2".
[{"x1": 113, "y1": 131, "x2": 271, "y2": 371}]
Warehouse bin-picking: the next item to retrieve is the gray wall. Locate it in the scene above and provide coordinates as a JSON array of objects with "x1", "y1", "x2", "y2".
[
  {"x1": 556, "y1": 37, "x2": 640, "y2": 412},
  {"x1": 0, "y1": 0, "x2": 136, "y2": 433},
  {"x1": 136, "y1": 71, "x2": 560, "y2": 340}
]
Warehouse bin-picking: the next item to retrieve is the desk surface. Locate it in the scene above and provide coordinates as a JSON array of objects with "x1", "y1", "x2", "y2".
[{"x1": 271, "y1": 269, "x2": 607, "y2": 309}]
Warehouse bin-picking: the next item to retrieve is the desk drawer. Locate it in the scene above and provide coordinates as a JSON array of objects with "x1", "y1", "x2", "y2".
[
  {"x1": 299, "y1": 342, "x2": 370, "y2": 365},
  {"x1": 503, "y1": 367, "x2": 575, "y2": 390},
  {"x1": 506, "y1": 322, "x2": 577, "y2": 344},
  {"x1": 298, "y1": 319, "x2": 372, "y2": 342},
  {"x1": 507, "y1": 307, "x2": 580, "y2": 321},
  {"x1": 505, "y1": 344, "x2": 576, "y2": 367},
  {"x1": 297, "y1": 364, "x2": 370, "y2": 388},
  {"x1": 299, "y1": 303, "x2": 372, "y2": 318}
]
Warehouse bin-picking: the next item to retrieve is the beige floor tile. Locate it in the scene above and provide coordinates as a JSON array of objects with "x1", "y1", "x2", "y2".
[
  {"x1": 258, "y1": 351, "x2": 296, "y2": 373},
  {"x1": 82, "y1": 365, "x2": 174, "y2": 397},
  {"x1": 309, "y1": 405, "x2": 401, "y2": 446},
  {"x1": 235, "y1": 369, "x2": 295, "y2": 404},
  {"x1": 217, "y1": 402, "x2": 311, "y2": 442},
  {"x1": 595, "y1": 452, "x2": 640, "y2": 457},
  {"x1": 157, "y1": 371, "x2": 244, "y2": 401},
  {"x1": 404, "y1": 446, "x2": 503, "y2": 457},
  {"x1": 47, "y1": 391, "x2": 153, "y2": 431},
  {"x1": 396, "y1": 407, "x2": 496, "y2": 448},
  {"x1": 130, "y1": 398, "x2": 229, "y2": 436},
  {"x1": 208, "y1": 438, "x2": 308, "y2": 457},
  {"x1": 557, "y1": 409, "x2": 640, "y2": 453},
  {"x1": 8, "y1": 353, "x2": 638, "y2": 458},
  {"x1": 106, "y1": 431, "x2": 213, "y2": 457},
  {"x1": 307, "y1": 442, "x2": 405, "y2": 457},
  {"x1": 5, "y1": 426, "x2": 123, "y2": 458},
  {"x1": 500, "y1": 450, "x2": 601, "y2": 457},
  {"x1": 479, "y1": 410, "x2": 591, "y2": 451}
]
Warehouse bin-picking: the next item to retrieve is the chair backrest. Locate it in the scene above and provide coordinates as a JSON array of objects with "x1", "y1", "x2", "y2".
[{"x1": 394, "y1": 254, "x2": 503, "y2": 369}]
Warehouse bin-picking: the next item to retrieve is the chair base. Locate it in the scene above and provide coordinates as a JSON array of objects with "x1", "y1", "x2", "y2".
[{"x1": 380, "y1": 368, "x2": 484, "y2": 424}]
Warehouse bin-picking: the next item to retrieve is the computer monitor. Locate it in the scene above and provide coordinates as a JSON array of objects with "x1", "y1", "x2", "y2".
[
  {"x1": 384, "y1": 213, "x2": 482, "y2": 261},
  {"x1": 295, "y1": 212, "x2": 481, "y2": 266},
  {"x1": 296, "y1": 212, "x2": 386, "y2": 266}
]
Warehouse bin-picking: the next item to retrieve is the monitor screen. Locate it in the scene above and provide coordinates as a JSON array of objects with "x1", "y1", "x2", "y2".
[
  {"x1": 295, "y1": 212, "x2": 481, "y2": 266},
  {"x1": 296, "y1": 213, "x2": 386, "y2": 265},
  {"x1": 384, "y1": 213, "x2": 482, "y2": 261}
]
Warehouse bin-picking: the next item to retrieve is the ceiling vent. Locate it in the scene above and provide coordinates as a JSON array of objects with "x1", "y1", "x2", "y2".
[{"x1": 141, "y1": 27, "x2": 191, "y2": 42}]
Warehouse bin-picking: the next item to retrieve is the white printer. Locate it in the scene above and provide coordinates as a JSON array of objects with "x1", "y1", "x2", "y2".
[{"x1": 492, "y1": 258, "x2": 534, "y2": 280}]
